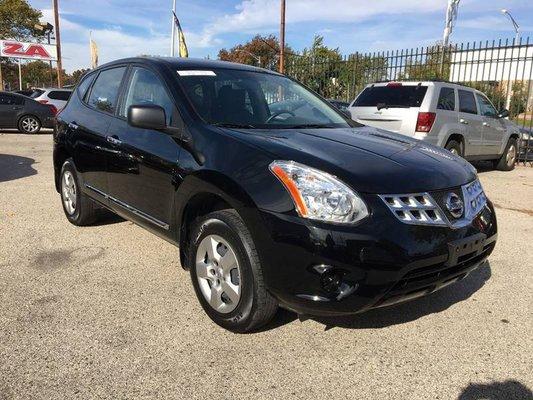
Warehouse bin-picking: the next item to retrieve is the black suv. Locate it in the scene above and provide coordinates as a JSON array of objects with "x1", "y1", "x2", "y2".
[{"x1": 54, "y1": 58, "x2": 497, "y2": 332}]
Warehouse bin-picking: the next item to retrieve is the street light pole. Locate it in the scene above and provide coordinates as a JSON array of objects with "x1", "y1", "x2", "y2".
[
  {"x1": 53, "y1": 0, "x2": 63, "y2": 87},
  {"x1": 501, "y1": 9, "x2": 520, "y2": 44},
  {"x1": 279, "y1": 0, "x2": 285, "y2": 74}
]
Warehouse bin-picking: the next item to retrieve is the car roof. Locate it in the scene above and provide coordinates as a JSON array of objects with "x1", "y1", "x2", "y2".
[
  {"x1": 95, "y1": 56, "x2": 282, "y2": 76},
  {"x1": 34, "y1": 87, "x2": 72, "y2": 91},
  {"x1": 366, "y1": 81, "x2": 477, "y2": 90}
]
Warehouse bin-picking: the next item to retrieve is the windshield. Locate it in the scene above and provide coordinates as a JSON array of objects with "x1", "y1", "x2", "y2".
[
  {"x1": 353, "y1": 85, "x2": 428, "y2": 108},
  {"x1": 177, "y1": 68, "x2": 351, "y2": 129}
]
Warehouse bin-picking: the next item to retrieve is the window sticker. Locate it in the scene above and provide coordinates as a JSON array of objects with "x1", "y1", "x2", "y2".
[{"x1": 177, "y1": 70, "x2": 216, "y2": 76}]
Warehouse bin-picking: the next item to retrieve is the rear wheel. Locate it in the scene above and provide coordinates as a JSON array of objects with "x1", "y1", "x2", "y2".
[
  {"x1": 60, "y1": 159, "x2": 99, "y2": 225},
  {"x1": 18, "y1": 115, "x2": 41, "y2": 134},
  {"x1": 188, "y1": 210, "x2": 278, "y2": 333},
  {"x1": 495, "y1": 138, "x2": 517, "y2": 171},
  {"x1": 445, "y1": 139, "x2": 463, "y2": 157}
]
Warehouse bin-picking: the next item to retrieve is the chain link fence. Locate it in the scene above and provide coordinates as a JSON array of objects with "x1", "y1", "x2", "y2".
[{"x1": 284, "y1": 37, "x2": 533, "y2": 165}]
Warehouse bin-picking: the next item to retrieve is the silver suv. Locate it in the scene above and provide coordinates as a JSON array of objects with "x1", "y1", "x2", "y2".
[{"x1": 348, "y1": 81, "x2": 520, "y2": 170}]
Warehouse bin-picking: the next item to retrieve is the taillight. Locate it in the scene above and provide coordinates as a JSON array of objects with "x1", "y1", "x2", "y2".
[
  {"x1": 38, "y1": 99, "x2": 48, "y2": 104},
  {"x1": 47, "y1": 104, "x2": 58, "y2": 116},
  {"x1": 416, "y1": 112, "x2": 436, "y2": 132},
  {"x1": 387, "y1": 82, "x2": 402, "y2": 87}
]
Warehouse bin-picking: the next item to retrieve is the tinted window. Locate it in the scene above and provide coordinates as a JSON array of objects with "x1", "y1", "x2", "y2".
[
  {"x1": 0, "y1": 94, "x2": 23, "y2": 105},
  {"x1": 48, "y1": 90, "x2": 71, "y2": 101},
  {"x1": 121, "y1": 67, "x2": 175, "y2": 125},
  {"x1": 88, "y1": 67, "x2": 126, "y2": 113},
  {"x1": 178, "y1": 69, "x2": 349, "y2": 129},
  {"x1": 30, "y1": 89, "x2": 45, "y2": 98},
  {"x1": 76, "y1": 73, "x2": 96, "y2": 101},
  {"x1": 475, "y1": 93, "x2": 497, "y2": 117},
  {"x1": 437, "y1": 87, "x2": 455, "y2": 111},
  {"x1": 353, "y1": 85, "x2": 428, "y2": 108},
  {"x1": 458, "y1": 90, "x2": 477, "y2": 114}
]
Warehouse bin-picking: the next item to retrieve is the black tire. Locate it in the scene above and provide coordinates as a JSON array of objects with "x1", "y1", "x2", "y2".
[
  {"x1": 188, "y1": 210, "x2": 278, "y2": 333},
  {"x1": 18, "y1": 115, "x2": 41, "y2": 134},
  {"x1": 445, "y1": 139, "x2": 463, "y2": 157},
  {"x1": 59, "y1": 159, "x2": 99, "y2": 226},
  {"x1": 495, "y1": 138, "x2": 518, "y2": 171}
]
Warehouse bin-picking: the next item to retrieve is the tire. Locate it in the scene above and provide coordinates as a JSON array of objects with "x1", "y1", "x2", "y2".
[
  {"x1": 18, "y1": 115, "x2": 41, "y2": 134},
  {"x1": 495, "y1": 138, "x2": 518, "y2": 171},
  {"x1": 188, "y1": 210, "x2": 278, "y2": 333},
  {"x1": 445, "y1": 139, "x2": 463, "y2": 157},
  {"x1": 60, "y1": 159, "x2": 99, "y2": 226}
]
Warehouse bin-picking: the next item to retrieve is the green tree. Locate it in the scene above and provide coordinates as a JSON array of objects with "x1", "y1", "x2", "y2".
[
  {"x1": 218, "y1": 35, "x2": 292, "y2": 69},
  {"x1": 399, "y1": 44, "x2": 450, "y2": 81},
  {"x1": 0, "y1": 0, "x2": 44, "y2": 40}
]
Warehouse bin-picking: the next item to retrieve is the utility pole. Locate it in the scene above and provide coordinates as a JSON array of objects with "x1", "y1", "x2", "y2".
[
  {"x1": 279, "y1": 0, "x2": 286, "y2": 74},
  {"x1": 53, "y1": 0, "x2": 63, "y2": 88},
  {"x1": 170, "y1": 0, "x2": 177, "y2": 56},
  {"x1": 501, "y1": 9, "x2": 520, "y2": 44},
  {"x1": 441, "y1": 0, "x2": 460, "y2": 75}
]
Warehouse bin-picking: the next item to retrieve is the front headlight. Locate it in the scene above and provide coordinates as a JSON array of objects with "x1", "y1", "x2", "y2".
[{"x1": 269, "y1": 160, "x2": 369, "y2": 224}]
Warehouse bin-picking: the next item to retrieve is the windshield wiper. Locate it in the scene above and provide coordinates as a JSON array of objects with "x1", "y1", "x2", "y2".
[
  {"x1": 376, "y1": 103, "x2": 410, "y2": 110},
  {"x1": 212, "y1": 122, "x2": 257, "y2": 129},
  {"x1": 283, "y1": 124, "x2": 337, "y2": 129}
]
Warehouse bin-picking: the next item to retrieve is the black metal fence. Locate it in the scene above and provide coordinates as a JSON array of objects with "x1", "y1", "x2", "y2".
[{"x1": 285, "y1": 37, "x2": 533, "y2": 165}]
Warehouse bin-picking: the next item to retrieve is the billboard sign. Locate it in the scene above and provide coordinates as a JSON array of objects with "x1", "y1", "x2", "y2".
[{"x1": 0, "y1": 40, "x2": 57, "y2": 61}]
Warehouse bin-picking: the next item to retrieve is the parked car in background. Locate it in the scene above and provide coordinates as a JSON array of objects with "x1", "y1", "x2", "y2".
[
  {"x1": 54, "y1": 57, "x2": 497, "y2": 332},
  {"x1": 30, "y1": 87, "x2": 72, "y2": 110},
  {"x1": 328, "y1": 99, "x2": 350, "y2": 114},
  {"x1": 348, "y1": 81, "x2": 521, "y2": 171},
  {"x1": 14, "y1": 89, "x2": 38, "y2": 97},
  {"x1": 518, "y1": 127, "x2": 532, "y2": 161},
  {"x1": 0, "y1": 91, "x2": 56, "y2": 133}
]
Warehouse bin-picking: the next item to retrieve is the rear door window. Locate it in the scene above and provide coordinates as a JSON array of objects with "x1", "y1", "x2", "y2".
[
  {"x1": 458, "y1": 90, "x2": 477, "y2": 114},
  {"x1": 0, "y1": 94, "x2": 23, "y2": 105},
  {"x1": 48, "y1": 90, "x2": 71, "y2": 101},
  {"x1": 437, "y1": 87, "x2": 455, "y2": 111},
  {"x1": 88, "y1": 67, "x2": 127, "y2": 114},
  {"x1": 353, "y1": 85, "x2": 428, "y2": 108},
  {"x1": 76, "y1": 73, "x2": 96, "y2": 101}
]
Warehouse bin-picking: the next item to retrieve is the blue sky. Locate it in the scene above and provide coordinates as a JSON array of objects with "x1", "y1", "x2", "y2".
[{"x1": 28, "y1": 0, "x2": 533, "y2": 72}]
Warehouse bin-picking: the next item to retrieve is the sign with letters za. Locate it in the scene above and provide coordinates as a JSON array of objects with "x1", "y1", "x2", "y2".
[{"x1": 0, "y1": 40, "x2": 57, "y2": 61}]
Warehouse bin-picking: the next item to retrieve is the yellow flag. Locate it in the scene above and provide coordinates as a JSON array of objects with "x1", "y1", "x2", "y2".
[
  {"x1": 90, "y1": 34, "x2": 98, "y2": 68},
  {"x1": 178, "y1": 26, "x2": 188, "y2": 58},
  {"x1": 173, "y1": 11, "x2": 188, "y2": 58}
]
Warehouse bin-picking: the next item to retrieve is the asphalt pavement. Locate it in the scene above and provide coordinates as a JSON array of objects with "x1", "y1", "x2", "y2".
[{"x1": 0, "y1": 132, "x2": 532, "y2": 399}]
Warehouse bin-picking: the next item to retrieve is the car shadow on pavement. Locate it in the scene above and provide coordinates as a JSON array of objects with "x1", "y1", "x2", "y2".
[
  {"x1": 0, "y1": 154, "x2": 37, "y2": 183},
  {"x1": 457, "y1": 379, "x2": 532, "y2": 400},
  {"x1": 259, "y1": 261, "x2": 492, "y2": 332}
]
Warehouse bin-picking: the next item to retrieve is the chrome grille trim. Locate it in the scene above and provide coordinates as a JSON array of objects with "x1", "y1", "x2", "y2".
[
  {"x1": 380, "y1": 179, "x2": 488, "y2": 228},
  {"x1": 379, "y1": 193, "x2": 448, "y2": 226}
]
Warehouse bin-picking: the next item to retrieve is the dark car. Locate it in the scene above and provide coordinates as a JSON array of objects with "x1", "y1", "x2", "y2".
[
  {"x1": 0, "y1": 91, "x2": 56, "y2": 133},
  {"x1": 53, "y1": 58, "x2": 497, "y2": 332}
]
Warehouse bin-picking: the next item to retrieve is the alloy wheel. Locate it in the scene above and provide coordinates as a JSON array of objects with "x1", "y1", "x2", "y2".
[
  {"x1": 62, "y1": 170, "x2": 77, "y2": 215},
  {"x1": 195, "y1": 234, "x2": 241, "y2": 314},
  {"x1": 506, "y1": 144, "x2": 516, "y2": 167},
  {"x1": 21, "y1": 117, "x2": 40, "y2": 133}
]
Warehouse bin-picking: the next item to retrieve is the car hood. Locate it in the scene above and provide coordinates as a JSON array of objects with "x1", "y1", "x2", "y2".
[{"x1": 225, "y1": 126, "x2": 477, "y2": 194}]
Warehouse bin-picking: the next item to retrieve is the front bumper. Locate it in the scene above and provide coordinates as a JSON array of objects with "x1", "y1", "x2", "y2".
[{"x1": 249, "y1": 195, "x2": 497, "y2": 316}]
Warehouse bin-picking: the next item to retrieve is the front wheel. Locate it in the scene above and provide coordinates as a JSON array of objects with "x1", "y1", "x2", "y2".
[
  {"x1": 188, "y1": 210, "x2": 278, "y2": 333},
  {"x1": 495, "y1": 138, "x2": 517, "y2": 171},
  {"x1": 18, "y1": 115, "x2": 41, "y2": 134}
]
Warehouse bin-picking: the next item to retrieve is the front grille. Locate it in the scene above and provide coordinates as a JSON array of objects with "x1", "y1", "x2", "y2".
[
  {"x1": 379, "y1": 193, "x2": 448, "y2": 226},
  {"x1": 380, "y1": 179, "x2": 487, "y2": 228}
]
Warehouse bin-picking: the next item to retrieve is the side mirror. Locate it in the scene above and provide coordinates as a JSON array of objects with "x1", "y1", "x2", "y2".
[
  {"x1": 127, "y1": 104, "x2": 166, "y2": 130},
  {"x1": 498, "y1": 109, "x2": 509, "y2": 119}
]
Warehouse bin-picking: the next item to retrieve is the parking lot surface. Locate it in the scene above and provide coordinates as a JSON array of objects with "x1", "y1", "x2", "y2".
[{"x1": 1, "y1": 132, "x2": 532, "y2": 400}]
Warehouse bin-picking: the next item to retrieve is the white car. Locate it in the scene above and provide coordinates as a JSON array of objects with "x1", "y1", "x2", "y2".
[
  {"x1": 30, "y1": 88, "x2": 72, "y2": 111},
  {"x1": 348, "y1": 81, "x2": 521, "y2": 170}
]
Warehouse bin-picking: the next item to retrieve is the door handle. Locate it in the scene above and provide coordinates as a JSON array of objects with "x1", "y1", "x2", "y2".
[
  {"x1": 106, "y1": 135, "x2": 122, "y2": 145},
  {"x1": 68, "y1": 122, "x2": 79, "y2": 130},
  {"x1": 482, "y1": 122, "x2": 490, "y2": 127},
  {"x1": 459, "y1": 118, "x2": 468, "y2": 124}
]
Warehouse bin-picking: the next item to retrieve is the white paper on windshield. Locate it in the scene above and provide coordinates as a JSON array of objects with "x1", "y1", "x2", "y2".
[{"x1": 177, "y1": 70, "x2": 216, "y2": 76}]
